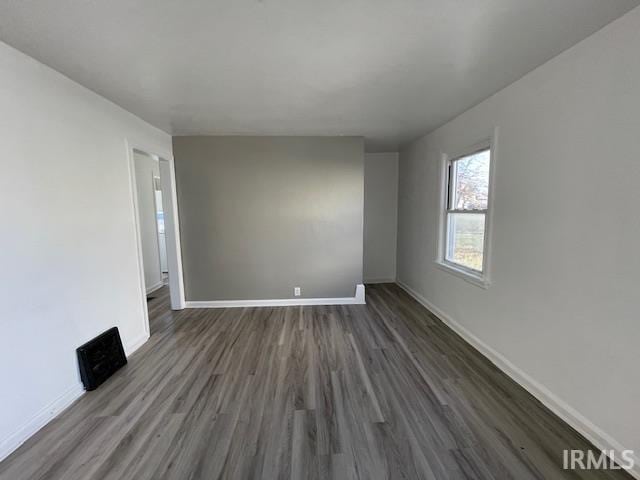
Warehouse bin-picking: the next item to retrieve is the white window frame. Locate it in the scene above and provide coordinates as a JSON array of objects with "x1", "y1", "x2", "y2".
[{"x1": 436, "y1": 130, "x2": 497, "y2": 288}]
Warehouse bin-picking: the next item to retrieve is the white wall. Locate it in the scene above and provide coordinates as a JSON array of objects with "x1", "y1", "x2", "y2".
[
  {"x1": 363, "y1": 153, "x2": 398, "y2": 283},
  {"x1": 0, "y1": 41, "x2": 172, "y2": 460},
  {"x1": 134, "y1": 151, "x2": 163, "y2": 293},
  {"x1": 397, "y1": 6, "x2": 640, "y2": 472}
]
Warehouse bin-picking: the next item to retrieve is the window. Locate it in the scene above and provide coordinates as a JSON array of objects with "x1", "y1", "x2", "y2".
[{"x1": 440, "y1": 146, "x2": 492, "y2": 284}]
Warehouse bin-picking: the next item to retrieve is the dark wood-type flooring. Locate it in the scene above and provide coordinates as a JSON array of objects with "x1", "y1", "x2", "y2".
[{"x1": 0, "y1": 283, "x2": 631, "y2": 479}]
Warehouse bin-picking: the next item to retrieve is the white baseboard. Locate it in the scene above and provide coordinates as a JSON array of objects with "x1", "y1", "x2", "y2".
[
  {"x1": 0, "y1": 382, "x2": 85, "y2": 462},
  {"x1": 145, "y1": 281, "x2": 164, "y2": 295},
  {"x1": 396, "y1": 279, "x2": 640, "y2": 479},
  {"x1": 186, "y1": 284, "x2": 366, "y2": 308},
  {"x1": 0, "y1": 330, "x2": 150, "y2": 463},
  {"x1": 124, "y1": 332, "x2": 150, "y2": 357}
]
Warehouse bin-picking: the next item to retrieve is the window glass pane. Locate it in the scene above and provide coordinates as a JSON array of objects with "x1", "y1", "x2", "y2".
[
  {"x1": 451, "y1": 149, "x2": 490, "y2": 210},
  {"x1": 446, "y1": 213, "x2": 485, "y2": 271}
]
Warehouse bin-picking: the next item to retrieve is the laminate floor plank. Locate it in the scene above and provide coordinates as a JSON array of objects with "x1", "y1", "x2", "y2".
[{"x1": 0, "y1": 283, "x2": 631, "y2": 479}]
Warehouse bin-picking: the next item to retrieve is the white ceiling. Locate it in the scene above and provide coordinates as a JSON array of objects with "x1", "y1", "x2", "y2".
[{"x1": 1, "y1": 1, "x2": 638, "y2": 151}]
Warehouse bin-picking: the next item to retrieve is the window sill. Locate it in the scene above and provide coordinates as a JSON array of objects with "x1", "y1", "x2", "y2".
[{"x1": 435, "y1": 261, "x2": 491, "y2": 289}]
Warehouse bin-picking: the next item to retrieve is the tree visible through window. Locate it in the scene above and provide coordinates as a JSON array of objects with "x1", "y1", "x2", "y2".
[{"x1": 444, "y1": 148, "x2": 490, "y2": 273}]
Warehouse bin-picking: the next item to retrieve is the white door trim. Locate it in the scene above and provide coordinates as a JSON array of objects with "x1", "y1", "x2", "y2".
[
  {"x1": 158, "y1": 157, "x2": 186, "y2": 310},
  {"x1": 125, "y1": 139, "x2": 186, "y2": 340}
]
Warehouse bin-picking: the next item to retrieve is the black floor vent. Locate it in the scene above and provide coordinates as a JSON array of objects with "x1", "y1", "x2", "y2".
[{"x1": 76, "y1": 327, "x2": 127, "y2": 391}]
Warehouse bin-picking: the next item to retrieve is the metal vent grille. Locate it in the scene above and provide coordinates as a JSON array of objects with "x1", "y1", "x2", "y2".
[{"x1": 76, "y1": 327, "x2": 127, "y2": 391}]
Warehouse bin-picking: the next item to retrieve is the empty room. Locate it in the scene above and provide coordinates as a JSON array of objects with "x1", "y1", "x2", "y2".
[{"x1": 1, "y1": 1, "x2": 639, "y2": 479}]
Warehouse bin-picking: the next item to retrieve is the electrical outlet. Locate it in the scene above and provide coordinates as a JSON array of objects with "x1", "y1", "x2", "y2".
[{"x1": 294, "y1": 287, "x2": 301, "y2": 297}]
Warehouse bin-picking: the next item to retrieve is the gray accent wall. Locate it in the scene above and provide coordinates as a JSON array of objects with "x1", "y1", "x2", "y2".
[{"x1": 173, "y1": 136, "x2": 364, "y2": 301}]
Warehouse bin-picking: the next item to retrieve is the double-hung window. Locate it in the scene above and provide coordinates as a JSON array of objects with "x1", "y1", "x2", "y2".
[{"x1": 440, "y1": 146, "x2": 492, "y2": 284}]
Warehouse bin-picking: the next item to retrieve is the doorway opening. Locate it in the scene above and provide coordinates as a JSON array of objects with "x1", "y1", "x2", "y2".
[{"x1": 128, "y1": 144, "x2": 185, "y2": 338}]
